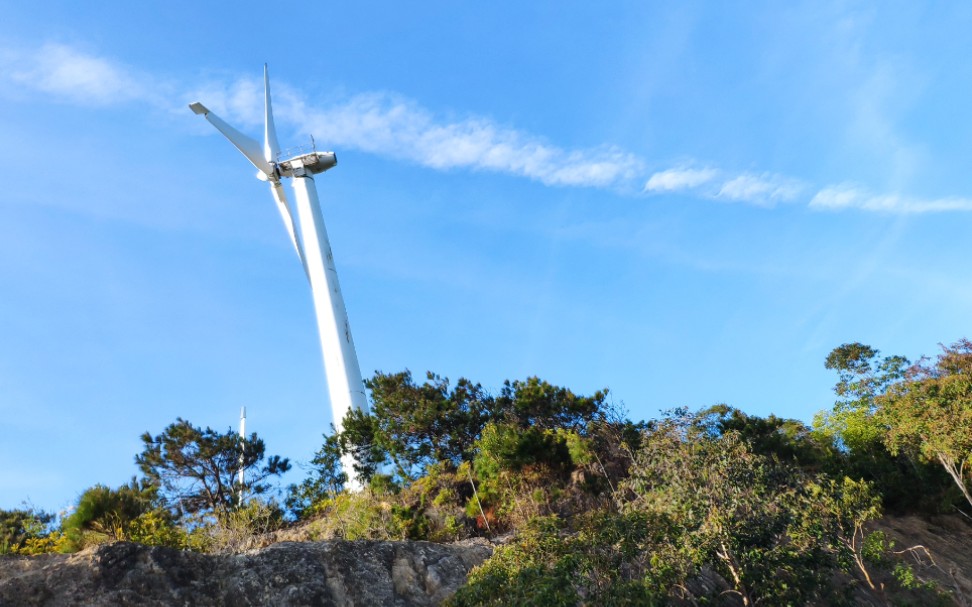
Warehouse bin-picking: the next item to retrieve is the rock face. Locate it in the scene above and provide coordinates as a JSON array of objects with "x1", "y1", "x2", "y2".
[
  {"x1": 873, "y1": 515, "x2": 972, "y2": 601},
  {"x1": 0, "y1": 539, "x2": 492, "y2": 607}
]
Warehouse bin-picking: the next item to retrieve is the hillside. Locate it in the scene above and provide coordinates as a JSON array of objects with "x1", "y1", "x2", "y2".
[
  {"x1": 0, "y1": 516, "x2": 969, "y2": 606},
  {"x1": 6, "y1": 343, "x2": 972, "y2": 605}
]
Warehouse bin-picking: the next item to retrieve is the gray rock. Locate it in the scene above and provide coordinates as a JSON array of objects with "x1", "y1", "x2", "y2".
[{"x1": 0, "y1": 539, "x2": 492, "y2": 607}]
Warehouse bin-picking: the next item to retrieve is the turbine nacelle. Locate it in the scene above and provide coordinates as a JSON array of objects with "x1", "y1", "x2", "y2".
[
  {"x1": 188, "y1": 72, "x2": 336, "y2": 183},
  {"x1": 278, "y1": 151, "x2": 338, "y2": 177}
]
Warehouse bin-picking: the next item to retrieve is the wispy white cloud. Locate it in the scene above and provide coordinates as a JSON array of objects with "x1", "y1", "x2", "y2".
[
  {"x1": 810, "y1": 184, "x2": 972, "y2": 213},
  {"x1": 643, "y1": 168, "x2": 804, "y2": 208},
  {"x1": 1, "y1": 43, "x2": 156, "y2": 106},
  {"x1": 298, "y1": 93, "x2": 644, "y2": 188},
  {"x1": 4, "y1": 42, "x2": 972, "y2": 214},
  {"x1": 716, "y1": 173, "x2": 804, "y2": 206},
  {"x1": 182, "y1": 77, "x2": 265, "y2": 127},
  {"x1": 644, "y1": 167, "x2": 718, "y2": 192}
]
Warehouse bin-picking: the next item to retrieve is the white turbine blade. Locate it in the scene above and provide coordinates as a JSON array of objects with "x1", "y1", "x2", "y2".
[
  {"x1": 264, "y1": 64, "x2": 281, "y2": 165},
  {"x1": 270, "y1": 181, "x2": 309, "y2": 279},
  {"x1": 189, "y1": 102, "x2": 273, "y2": 176}
]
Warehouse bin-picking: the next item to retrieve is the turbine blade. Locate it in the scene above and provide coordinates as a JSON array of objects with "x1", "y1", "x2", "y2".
[
  {"x1": 189, "y1": 102, "x2": 273, "y2": 176},
  {"x1": 270, "y1": 181, "x2": 309, "y2": 279},
  {"x1": 264, "y1": 64, "x2": 281, "y2": 165}
]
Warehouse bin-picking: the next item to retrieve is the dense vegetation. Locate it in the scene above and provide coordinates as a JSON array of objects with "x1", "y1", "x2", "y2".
[{"x1": 4, "y1": 340, "x2": 972, "y2": 605}]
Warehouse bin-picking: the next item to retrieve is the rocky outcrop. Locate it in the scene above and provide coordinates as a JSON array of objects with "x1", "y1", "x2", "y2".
[
  {"x1": 873, "y1": 515, "x2": 972, "y2": 603},
  {"x1": 0, "y1": 539, "x2": 492, "y2": 607}
]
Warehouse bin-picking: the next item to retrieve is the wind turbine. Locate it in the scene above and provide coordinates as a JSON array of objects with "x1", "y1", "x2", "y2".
[{"x1": 189, "y1": 65, "x2": 368, "y2": 490}]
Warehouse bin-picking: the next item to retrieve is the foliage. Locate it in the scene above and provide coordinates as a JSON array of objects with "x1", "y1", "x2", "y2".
[
  {"x1": 337, "y1": 408, "x2": 388, "y2": 482},
  {"x1": 880, "y1": 339, "x2": 972, "y2": 509},
  {"x1": 53, "y1": 479, "x2": 194, "y2": 552},
  {"x1": 0, "y1": 507, "x2": 53, "y2": 554},
  {"x1": 295, "y1": 461, "x2": 477, "y2": 542},
  {"x1": 474, "y1": 423, "x2": 571, "y2": 475},
  {"x1": 493, "y1": 377, "x2": 608, "y2": 433},
  {"x1": 696, "y1": 404, "x2": 835, "y2": 471},
  {"x1": 302, "y1": 484, "x2": 404, "y2": 541},
  {"x1": 15, "y1": 531, "x2": 71, "y2": 555},
  {"x1": 60, "y1": 479, "x2": 161, "y2": 550},
  {"x1": 815, "y1": 343, "x2": 958, "y2": 514},
  {"x1": 135, "y1": 417, "x2": 290, "y2": 518},
  {"x1": 201, "y1": 498, "x2": 285, "y2": 554},
  {"x1": 622, "y1": 416, "x2": 845, "y2": 605},
  {"x1": 339, "y1": 371, "x2": 492, "y2": 483},
  {"x1": 8, "y1": 356, "x2": 972, "y2": 605},
  {"x1": 817, "y1": 342, "x2": 909, "y2": 452},
  {"x1": 126, "y1": 509, "x2": 193, "y2": 549},
  {"x1": 285, "y1": 432, "x2": 347, "y2": 518},
  {"x1": 337, "y1": 372, "x2": 610, "y2": 490},
  {"x1": 448, "y1": 513, "x2": 675, "y2": 607},
  {"x1": 454, "y1": 404, "x2": 954, "y2": 606}
]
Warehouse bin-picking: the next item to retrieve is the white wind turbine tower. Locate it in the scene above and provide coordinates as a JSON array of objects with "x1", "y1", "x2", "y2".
[{"x1": 189, "y1": 65, "x2": 368, "y2": 490}]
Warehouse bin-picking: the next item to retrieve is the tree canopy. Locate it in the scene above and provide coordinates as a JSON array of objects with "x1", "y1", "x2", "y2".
[
  {"x1": 135, "y1": 418, "x2": 290, "y2": 518},
  {"x1": 880, "y1": 339, "x2": 972, "y2": 508}
]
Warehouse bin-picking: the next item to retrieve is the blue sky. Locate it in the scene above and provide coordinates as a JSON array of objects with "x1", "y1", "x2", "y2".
[{"x1": 2, "y1": 2, "x2": 972, "y2": 513}]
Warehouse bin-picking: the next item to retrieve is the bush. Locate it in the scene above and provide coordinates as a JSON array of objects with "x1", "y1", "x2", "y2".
[
  {"x1": 203, "y1": 499, "x2": 285, "y2": 554},
  {"x1": 0, "y1": 507, "x2": 53, "y2": 554},
  {"x1": 448, "y1": 512, "x2": 675, "y2": 607},
  {"x1": 61, "y1": 480, "x2": 161, "y2": 551}
]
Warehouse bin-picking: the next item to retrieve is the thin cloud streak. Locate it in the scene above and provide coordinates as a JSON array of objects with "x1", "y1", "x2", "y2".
[
  {"x1": 644, "y1": 167, "x2": 718, "y2": 192},
  {"x1": 716, "y1": 173, "x2": 804, "y2": 207},
  {"x1": 810, "y1": 185, "x2": 972, "y2": 213},
  {"x1": 644, "y1": 169, "x2": 803, "y2": 207},
  {"x1": 4, "y1": 42, "x2": 972, "y2": 214},
  {"x1": 298, "y1": 93, "x2": 644, "y2": 188}
]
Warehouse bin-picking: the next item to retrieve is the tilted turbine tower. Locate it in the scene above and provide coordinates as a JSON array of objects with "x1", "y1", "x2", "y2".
[{"x1": 189, "y1": 66, "x2": 368, "y2": 489}]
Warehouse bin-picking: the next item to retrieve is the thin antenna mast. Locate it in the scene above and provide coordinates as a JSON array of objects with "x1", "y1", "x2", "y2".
[{"x1": 238, "y1": 406, "x2": 246, "y2": 506}]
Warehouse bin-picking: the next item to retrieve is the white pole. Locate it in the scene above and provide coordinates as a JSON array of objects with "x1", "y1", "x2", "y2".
[
  {"x1": 238, "y1": 406, "x2": 246, "y2": 506},
  {"x1": 291, "y1": 171, "x2": 368, "y2": 490}
]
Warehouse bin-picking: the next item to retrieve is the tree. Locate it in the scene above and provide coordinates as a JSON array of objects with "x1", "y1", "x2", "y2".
[
  {"x1": 337, "y1": 372, "x2": 612, "y2": 485},
  {"x1": 136, "y1": 418, "x2": 290, "y2": 518},
  {"x1": 696, "y1": 404, "x2": 834, "y2": 471},
  {"x1": 881, "y1": 339, "x2": 972, "y2": 509},
  {"x1": 817, "y1": 342, "x2": 908, "y2": 452},
  {"x1": 340, "y1": 371, "x2": 493, "y2": 483},
  {"x1": 470, "y1": 377, "x2": 610, "y2": 477},
  {"x1": 815, "y1": 343, "x2": 954, "y2": 513},
  {"x1": 493, "y1": 376, "x2": 608, "y2": 432},
  {"x1": 620, "y1": 412, "x2": 876, "y2": 606}
]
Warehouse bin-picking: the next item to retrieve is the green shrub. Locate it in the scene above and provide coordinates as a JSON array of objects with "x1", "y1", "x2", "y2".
[
  {"x1": 0, "y1": 507, "x2": 53, "y2": 554},
  {"x1": 61, "y1": 480, "x2": 159, "y2": 551},
  {"x1": 448, "y1": 512, "x2": 674, "y2": 607}
]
